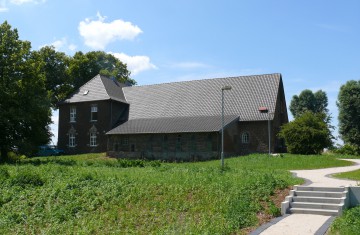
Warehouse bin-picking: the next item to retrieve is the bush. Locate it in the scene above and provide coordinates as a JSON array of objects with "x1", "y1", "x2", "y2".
[
  {"x1": 332, "y1": 144, "x2": 359, "y2": 156},
  {"x1": 279, "y1": 112, "x2": 333, "y2": 154}
]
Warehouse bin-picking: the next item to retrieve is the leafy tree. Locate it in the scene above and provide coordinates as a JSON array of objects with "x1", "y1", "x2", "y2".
[
  {"x1": 290, "y1": 89, "x2": 329, "y2": 118},
  {"x1": 68, "y1": 51, "x2": 135, "y2": 92},
  {"x1": 0, "y1": 21, "x2": 52, "y2": 160},
  {"x1": 278, "y1": 112, "x2": 333, "y2": 154},
  {"x1": 337, "y1": 80, "x2": 360, "y2": 153},
  {"x1": 33, "y1": 46, "x2": 72, "y2": 108}
]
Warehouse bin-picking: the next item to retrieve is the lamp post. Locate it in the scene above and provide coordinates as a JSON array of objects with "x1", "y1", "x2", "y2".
[
  {"x1": 259, "y1": 107, "x2": 273, "y2": 155},
  {"x1": 221, "y1": 85, "x2": 232, "y2": 169}
]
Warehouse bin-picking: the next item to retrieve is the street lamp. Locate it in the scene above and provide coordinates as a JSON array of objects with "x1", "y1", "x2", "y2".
[
  {"x1": 221, "y1": 85, "x2": 232, "y2": 169},
  {"x1": 258, "y1": 107, "x2": 273, "y2": 155}
]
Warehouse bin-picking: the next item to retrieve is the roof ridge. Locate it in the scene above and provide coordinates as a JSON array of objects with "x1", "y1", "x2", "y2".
[
  {"x1": 123, "y1": 73, "x2": 281, "y2": 89},
  {"x1": 128, "y1": 114, "x2": 239, "y2": 120}
]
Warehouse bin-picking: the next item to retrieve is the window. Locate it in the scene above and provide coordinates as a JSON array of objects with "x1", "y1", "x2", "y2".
[
  {"x1": 90, "y1": 133, "x2": 97, "y2": 146},
  {"x1": 69, "y1": 133, "x2": 76, "y2": 147},
  {"x1": 91, "y1": 105, "x2": 98, "y2": 121},
  {"x1": 242, "y1": 132, "x2": 250, "y2": 144},
  {"x1": 122, "y1": 137, "x2": 129, "y2": 146},
  {"x1": 70, "y1": 107, "x2": 76, "y2": 122}
]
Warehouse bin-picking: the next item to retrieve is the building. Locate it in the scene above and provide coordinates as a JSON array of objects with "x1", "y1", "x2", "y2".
[
  {"x1": 58, "y1": 73, "x2": 288, "y2": 160},
  {"x1": 57, "y1": 75, "x2": 129, "y2": 154}
]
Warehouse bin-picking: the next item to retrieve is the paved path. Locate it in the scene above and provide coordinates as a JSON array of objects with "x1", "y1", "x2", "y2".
[{"x1": 253, "y1": 159, "x2": 360, "y2": 235}]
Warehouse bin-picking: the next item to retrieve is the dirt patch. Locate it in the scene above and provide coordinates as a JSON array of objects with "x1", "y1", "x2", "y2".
[{"x1": 241, "y1": 187, "x2": 291, "y2": 234}]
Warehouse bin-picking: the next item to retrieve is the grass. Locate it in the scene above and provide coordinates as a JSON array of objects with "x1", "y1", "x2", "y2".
[
  {"x1": 0, "y1": 153, "x2": 354, "y2": 234},
  {"x1": 333, "y1": 169, "x2": 360, "y2": 181},
  {"x1": 329, "y1": 206, "x2": 360, "y2": 235}
]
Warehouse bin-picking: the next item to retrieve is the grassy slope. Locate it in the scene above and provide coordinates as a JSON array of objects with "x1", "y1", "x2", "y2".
[{"x1": 0, "y1": 154, "x2": 353, "y2": 234}]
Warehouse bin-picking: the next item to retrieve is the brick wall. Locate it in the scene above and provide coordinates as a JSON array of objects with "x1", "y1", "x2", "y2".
[
  {"x1": 107, "y1": 132, "x2": 220, "y2": 161},
  {"x1": 58, "y1": 100, "x2": 128, "y2": 154}
]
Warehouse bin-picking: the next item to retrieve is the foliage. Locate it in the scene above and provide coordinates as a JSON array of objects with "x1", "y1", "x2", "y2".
[
  {"x1": 35, "y1": 47, "x2": 134, "y2": 108},
  {"x1": 33, "y1": 46, "x2": 72, "y2": 108},
  {"x1": 331, "y1": 144, "x2": 359, "y2": 156},
  {"x1": 289, "y1": 89, "x2": 329, "y2": 118},
  {"x1": 0, "y1": 153, "x2": 352, "y2": 234},
  {"x1": 330, "y1": 206, "x2": 360, "y2": 235},
  {"x1": 68, "y1": 51, "x2": 135, "y2": 92},
  {"x1": 279, "y1": 112, "x2": 333, "y2": 154},
  {"x1": 0, "y1": 21, "x2": 52, "y2": 160},
  {"x1": 337, "y1": 80, "x2": 360, "y2": 154}
]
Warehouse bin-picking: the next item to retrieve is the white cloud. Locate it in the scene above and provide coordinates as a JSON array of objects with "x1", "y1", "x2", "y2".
[
  {"x1": 79, "y1": 12, "x2": 142, "y2": 50},
  {"x1": 40, "y1": 37, "x2": 77, "y2": 52},
  {"x1": 10, "y1": 0, "x2": 45, "y2": 5},
  {"x1": 111, "y1": 52, "x2": 157, "y2": 75},
  {"x1": 0, "y1": 0, "x2": 8, "y2": 11}
]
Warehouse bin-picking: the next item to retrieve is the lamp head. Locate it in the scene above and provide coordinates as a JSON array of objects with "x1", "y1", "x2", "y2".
[{"x1": 222, "y1": 85, "x2": 232, "y2": 91}]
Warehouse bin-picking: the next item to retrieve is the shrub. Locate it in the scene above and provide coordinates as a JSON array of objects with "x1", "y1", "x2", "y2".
[
  {"x1": 332, "y1": 144, "x2": 359, "y2": 156},
  {"x1": 279, "y1": 111, "x2": 333, "y2": 154}
]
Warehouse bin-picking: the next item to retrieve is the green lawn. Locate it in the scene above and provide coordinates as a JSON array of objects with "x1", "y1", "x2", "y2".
[
  {"x1": 333, "y1": 169, "x2": 360, "y2": 181},
  {"x1": 0, "y1": 153, "x2": 354, "y2": 234}
]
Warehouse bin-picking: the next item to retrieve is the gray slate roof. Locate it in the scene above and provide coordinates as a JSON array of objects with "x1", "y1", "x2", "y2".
[
  {"x1": 108, "y1": 73, "x2": 283, "y2": 135},
  {"x1": 122, "y1": 73, "x2": 281, "y2": 122},
  {"x1": 107, "y1": 115, "x2": 239, "y2": 134},
  {"x1": 62, "y1": 74, "x2": 128, "y2": 104}
]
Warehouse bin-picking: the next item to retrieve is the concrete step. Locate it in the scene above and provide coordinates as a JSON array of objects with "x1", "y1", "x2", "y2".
[
  {"x1": 293, "y1": 196, "x2": 343, "y2": 204},
  {"x1": 290, "y1": 201, "x2": 342, "y2": 210},
  {"x1": 295, "y1": 191, "x2": 344, "y2": 198},
  {"x1": 290, "y1": 207, "x2": 339, "y2": 216},
  {"x1": 296, "y1": 186, "x2": 346, "y2": 192}
]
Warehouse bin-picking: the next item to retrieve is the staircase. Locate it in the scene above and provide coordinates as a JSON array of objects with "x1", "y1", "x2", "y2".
[{"x1": 281, "y1": 186, "x2": 349, "y2": 216}]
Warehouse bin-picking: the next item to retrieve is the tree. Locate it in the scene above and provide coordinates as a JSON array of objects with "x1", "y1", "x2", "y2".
[
  {"x1": 337, "y1": 80, "x2": 360, "y2": 153},
  {"x1": 34, "y1": 46, "x2": 72, "y2": 108},
  {"x1": 0, "y1": 21, "x2": 52, "y2": 160},
  {"x1": 278, "y1": 112, "x2": 333, "y2": 154},
  {"x1": 290, "y1": 89, "x2": 329, "y2": 118},
  {"x1": 68, "y1": 51, "x2": 135, "y2": 92}
]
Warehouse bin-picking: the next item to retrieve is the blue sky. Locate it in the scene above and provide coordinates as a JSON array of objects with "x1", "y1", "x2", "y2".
[{"x1": 1, "y1": 0, "x2": 360, "y2": 145}]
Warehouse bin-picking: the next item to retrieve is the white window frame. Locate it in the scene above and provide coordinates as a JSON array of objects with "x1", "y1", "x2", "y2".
[
  {"x1": 90, "y1": 132, "x2": 97, "y2": 147},
  {"x1": 91, "y1": 105, "x2": 98, "y2": 121},
  {"x1": 242, "y1": 132, "x2": 250, "y2": 144},
  {"x1": 70, "y1": 107, "x2": 76, "y2": 122},
  {"x1": 69, "y1": 133, "x2": 76, "y2": 147}
]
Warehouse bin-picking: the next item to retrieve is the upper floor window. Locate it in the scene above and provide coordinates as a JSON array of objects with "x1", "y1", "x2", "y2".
[
  {"x1": 69, "y1": 133, "x2": 76, "y2": 147},
  {"x1": 91, "y1": 105, "x2": 98, "y2": 121},
  {"x1": 242, "y1": 132, "x2": 250, "y2": 144},
  {"x1": 90, "y1": 132, "x2": 97, "y2": 147},
  {"x1": 70, "y1": 107, "x2": 76, "y2": 122}
]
